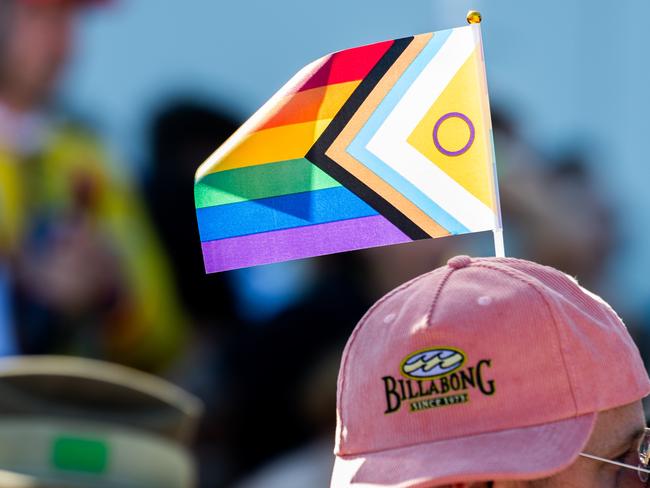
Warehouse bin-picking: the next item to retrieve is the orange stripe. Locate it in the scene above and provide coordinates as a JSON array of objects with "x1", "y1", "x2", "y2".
[
  {"x1": 260, "y1": 80, "x2": 360, "y2": 130},
  {"x1": 210, "y1": 119, "x2": 332, "y2": 173}
]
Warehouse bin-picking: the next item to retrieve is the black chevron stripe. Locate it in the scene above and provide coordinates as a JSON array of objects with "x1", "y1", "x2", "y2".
[{"x1": 306, "y1": 36, "x2": 429, "y2": 241}]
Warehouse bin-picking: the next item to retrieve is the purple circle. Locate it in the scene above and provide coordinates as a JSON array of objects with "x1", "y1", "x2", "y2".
[{"x1": 432, "y1": 112, "x2": 475, "y2": 157}]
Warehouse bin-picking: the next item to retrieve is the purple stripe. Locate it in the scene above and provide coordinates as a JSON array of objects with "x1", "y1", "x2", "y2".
[{"x1": 201, "y1": 215, "x2": 411, "y2": 273}]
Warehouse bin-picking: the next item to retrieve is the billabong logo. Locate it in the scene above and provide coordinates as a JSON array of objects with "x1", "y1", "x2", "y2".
[
  {"x1": 400, "y1": 348, "x2": 465, "y2": 379},
  {"x1": 382, "y1": 346, "x2": 495, "y2": 414}
]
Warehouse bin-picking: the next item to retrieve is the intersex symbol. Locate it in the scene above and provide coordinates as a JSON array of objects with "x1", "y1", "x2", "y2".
[{"x1": 432, "y1": 112, "x2": 475, "y2": 157}]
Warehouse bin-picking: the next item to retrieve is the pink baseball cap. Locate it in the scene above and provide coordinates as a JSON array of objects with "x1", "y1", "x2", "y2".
[{"x1": 331, "y1": 255, "x2": 650, "y2": 487}]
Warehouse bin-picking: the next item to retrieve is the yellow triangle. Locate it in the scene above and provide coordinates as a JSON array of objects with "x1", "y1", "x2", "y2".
[{"x1": 407, "y1": 48, "x2": 495, "y2": 209}]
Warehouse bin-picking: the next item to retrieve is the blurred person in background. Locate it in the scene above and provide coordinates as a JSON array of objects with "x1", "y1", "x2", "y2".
[
  {"x1": 146, "y1": 100, "x2": 240, "y2": 485},
  {"x1": 0, "y1": 0, "x2": 186, "y2": 372},
  {"x1": 146, "y1": 100, "x2": 238, "y2": 332},
  {"x1": 223, "y1": 252, "x2": 371, "y2": 488},
  {"x1": 492, "y1": 108, "x2": 616, "y2": 292},
  {"x1": 233, "y1": 347, "x2": 340, "y2": 488}
]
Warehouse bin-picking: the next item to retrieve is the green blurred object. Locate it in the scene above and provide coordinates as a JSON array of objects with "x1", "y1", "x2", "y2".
[{"x1": 51, "y1": 436, "x2": 109, "y2": 474}]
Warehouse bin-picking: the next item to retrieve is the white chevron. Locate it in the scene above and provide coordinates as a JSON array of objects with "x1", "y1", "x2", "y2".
[{"x1": 365, "y1": 26, "x2": 495, "y2": 232}]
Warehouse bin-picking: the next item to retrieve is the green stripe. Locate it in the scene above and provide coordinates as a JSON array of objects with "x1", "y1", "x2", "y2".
[{"x1": 194, "y1": 158, "x2": 341, "y2": 208}]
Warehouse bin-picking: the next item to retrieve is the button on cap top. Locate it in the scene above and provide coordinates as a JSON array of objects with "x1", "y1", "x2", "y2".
[{"x1": 447, "y1": 255, "x2": 472, "y2": 269}]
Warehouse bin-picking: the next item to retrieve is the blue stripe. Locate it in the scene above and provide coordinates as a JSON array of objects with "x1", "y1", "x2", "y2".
[
  {"x1": 346, "y1": 29, "x2": 469, "y2": 235},
  {"x1": 196, "y1": 186, "x2": 378, "y2": 241}
]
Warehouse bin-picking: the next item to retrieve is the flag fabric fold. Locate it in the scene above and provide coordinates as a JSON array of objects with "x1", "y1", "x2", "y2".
[{"x1": 195, "y1": 24, "x2": 501, "y2": 274}]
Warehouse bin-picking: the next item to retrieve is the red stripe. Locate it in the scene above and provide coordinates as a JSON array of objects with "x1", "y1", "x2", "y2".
[
  {"x1": 298, "y1": 40, "x2": 394, "y2": 92},
  {"x1": 259, "y1": 81, "x2": 356, "y2": 131}
]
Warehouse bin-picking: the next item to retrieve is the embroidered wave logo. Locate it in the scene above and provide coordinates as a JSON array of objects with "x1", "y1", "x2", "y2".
[
  {"x1": 400, "y1": 348, "x2": 465, "y2": 380},
  {"x1": 382, "y1": 347, "x2": 495, "y2": 414}
]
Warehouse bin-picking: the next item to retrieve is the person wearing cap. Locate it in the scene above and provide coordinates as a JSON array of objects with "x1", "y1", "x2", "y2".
[
  {"x1": 331, "y1": 255, "x2": 650, "y2": 487},
  {"x1": 0, "y1": 0, "x2": 186, "y2": 371}
]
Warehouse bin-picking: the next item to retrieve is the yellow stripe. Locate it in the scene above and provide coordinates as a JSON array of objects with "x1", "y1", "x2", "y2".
[{"x1": 209, "y1": 119, "x2": 332, "y2": 173}]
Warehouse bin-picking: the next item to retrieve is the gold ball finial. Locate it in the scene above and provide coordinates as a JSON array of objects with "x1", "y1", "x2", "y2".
[{"x1": 466, "y1": 10, "x2": 482, "y2": 24}]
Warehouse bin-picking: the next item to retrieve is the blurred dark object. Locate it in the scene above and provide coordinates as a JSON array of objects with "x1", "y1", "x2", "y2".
[
  {"x1": 233, "y1": 349, "x2": 340, "y2": 488},
  {"x1": 219, "y1": 253, "x2": 369, "y2": 483},
  {"x1": 0, "y1": 355, "x2": 202, "y2": 487},
  {"x1": 143, "y1": 97, "x2": 380, "y2": 486},
  {"x1": 492, "y1": 108, "x2": 615, "y2": 291},
  {"x1": 145, "y1": 101, "x2": 245, "y2": 487},
  {"x1": 146, "y1": 100, "x2": 239, "y2": 326}
]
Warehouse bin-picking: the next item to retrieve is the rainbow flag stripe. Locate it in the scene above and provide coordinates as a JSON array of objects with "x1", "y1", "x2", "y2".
[{"x1": 195, "y1": 24, "x2": 500, "y2": 273}]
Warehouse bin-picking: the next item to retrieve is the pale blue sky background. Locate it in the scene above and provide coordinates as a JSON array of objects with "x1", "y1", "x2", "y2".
[{"x1": 61, "y1": 0, "x2": 649, "y2": 313}]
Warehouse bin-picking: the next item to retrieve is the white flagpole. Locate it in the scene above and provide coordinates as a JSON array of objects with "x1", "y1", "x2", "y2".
[
  {"x1": 468, "y1": 9, "x2": 506, "y2": 258},
  {"x1": 493, "y1": 228, "x2": 505, "y2": 258}
]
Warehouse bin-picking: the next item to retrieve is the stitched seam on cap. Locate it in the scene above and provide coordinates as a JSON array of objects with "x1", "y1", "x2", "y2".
[
  {"x1": 473, "y1": 262, "x2": 580, "y2": 416},
  {"x1": 336, "y1": 267, "x2": 444, "y2": 452},
  {"x1": 426, "y1": 267, "x2": 455, "y2": 326}
]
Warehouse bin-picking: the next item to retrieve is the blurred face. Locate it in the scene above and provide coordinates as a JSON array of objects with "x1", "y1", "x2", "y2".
[
  {"x1": 0, "y1": 0, "x2": 77, "y2": 110},
  {"x1": 464, "y1": 401, "x2": 648, "y2": 488}
]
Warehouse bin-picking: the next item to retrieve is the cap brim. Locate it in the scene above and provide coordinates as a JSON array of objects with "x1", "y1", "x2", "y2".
[{"x1": 331, "y1": 413, "x2": 596, "y2": 488}]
